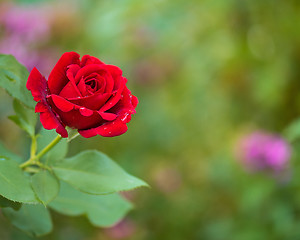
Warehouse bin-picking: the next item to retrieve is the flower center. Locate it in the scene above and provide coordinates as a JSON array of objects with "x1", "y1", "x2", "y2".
[{"x1": 86, "y1": 79, "x2": 96, "y2": 89}]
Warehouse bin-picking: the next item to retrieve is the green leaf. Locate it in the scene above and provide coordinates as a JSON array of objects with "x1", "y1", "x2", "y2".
[
  {"x1": 0, "y1": 54, "x2": 35, "y2": 109},
  {"x1": 31, "y1": 170, "x2": 60, "y2": 206},
  {"x1": 52, "y1": 150, "x2": 148, "y2": 195},
  {"x1": 0, "y1": 140, "x2": 23, "y2": 163},
  {"x1": 2, "y1": 204, "x2": 52, "y2": 237},
  {"x1": 283, "y1": 118, "x2": 300, "y2": 142},
  {"x1": 0, "y1": 159, "x2": 39, "y2": 203},
  {"x1": 8, "y1": 99, "x2": 36, "y2": 137},
  {"x1": 37, "y1": 128, "x2": 68, "y2": 164},
  {"x1": 49, "y1": 182, "x2": 132, "y2": 227},
  {"x1": 0, "y1": 195, "x2": 21, "y2": 210}
]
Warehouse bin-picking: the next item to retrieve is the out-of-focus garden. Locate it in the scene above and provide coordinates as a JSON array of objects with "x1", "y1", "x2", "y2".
[{"x1": 1, "y1": 0, "x2": 300, "y2": 239}]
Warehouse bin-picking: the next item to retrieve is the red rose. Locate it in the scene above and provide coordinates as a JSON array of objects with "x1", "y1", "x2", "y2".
[{"x1": 26, "y1": 52, "x2": 138, "y2": 138}]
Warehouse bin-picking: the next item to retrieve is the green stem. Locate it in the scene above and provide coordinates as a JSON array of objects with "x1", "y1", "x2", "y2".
[
  {"x1": 30, "y1": 135, "x2": 37, "y2": 159},
  {"x1": 19, "y1": 158, "x2": 34, "y2": 169},
  {"x1": 35, "y1": 135, "x2": 62, "y2": 160},
  {"x1": 20, "y1": 135, "x2": 62, "y2": 169}
]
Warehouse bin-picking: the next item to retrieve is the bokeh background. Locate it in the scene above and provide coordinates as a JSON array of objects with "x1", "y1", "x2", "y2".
[{"x1": 1, "y1": 0, "x2": 300, "y2": 239}]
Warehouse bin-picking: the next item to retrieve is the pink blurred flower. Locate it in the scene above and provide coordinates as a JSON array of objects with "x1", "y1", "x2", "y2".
[
  {"x1": 0, "y1": 2, "x2": 58, "y2": 74},
  {"x1": 105, "y1": 219, "x2": 136, "y2": 239},
  {"x1": 237, "y1": 131, "x2": 291, "y2": 173},
  {"x1": 0, "y1": 3, "x2": 50, "y2": 43}
]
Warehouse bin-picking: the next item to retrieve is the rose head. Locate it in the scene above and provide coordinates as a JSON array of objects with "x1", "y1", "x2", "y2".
[{"x1": 27, "y1": 52, "x2": 138, "y2": 138}]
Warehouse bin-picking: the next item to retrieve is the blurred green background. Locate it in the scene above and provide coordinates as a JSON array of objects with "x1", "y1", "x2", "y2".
[{"x1": 1, "y1": 0, "x2": 300, "y2": 239}]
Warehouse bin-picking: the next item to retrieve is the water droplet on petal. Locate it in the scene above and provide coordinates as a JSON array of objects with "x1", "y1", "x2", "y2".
[{"x1": 121, "y1": 113, "x2": 129, "y2": 122}]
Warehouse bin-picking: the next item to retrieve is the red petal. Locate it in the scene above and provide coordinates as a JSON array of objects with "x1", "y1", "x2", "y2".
[
  {"x1": 26, "y1": 67, "x2": 47, "y2": 102},
  {"x1": 66, "y1": 64, "x2": 81, "y2": 84},
  {"x1": 99, "y1": 77, "x2": 125, "y2": 112},
  {"x1": 51, "y1": 95, "x2": 75, "y2": 112},
  {"x1": 35, "y1": 102, "x2": 47, "y2": 112},
  {"x1": 27, "y1": 68, "x2": 68, "y2": 138},
  {"x1": 48, "y1": 52, "x2": 80, "y2": 94},
  {"x1": 106, "y1": 65, "x2": 123, "y2": 79},
  {"x1": 59, "y1": 81, "x2": 82, "y2": 98},
  {"x1": 75, "y1": 64, "x2": 114, "y2": 93},
  {"x1": 59, "y1": 64, "x2": 82, "y2": 97},
  {"x1": 131, "y1": 95, "x2": 138, "y2": 108},
  {"x1": 79, "y1": 107, "x2": 94, "y2": 116},
  {"x1": 109, "y1": 87, "x2": 137, "y2": 115},
  {"x1": 51, "y1": 95, "x2": 94, "y2": 117},
  {"x1": 68, "y1": 92, "x2": 110, "y2": 110},
  {"x1": 50, "y1": 108, "x2": 105, "y2": 130},
  {"x1": 97, "y1": 111, "x2": 117, "y2": 121},
  {"x1": 37, "y1": 102, "x2": 68, "y2": 138},
  {"x1": 76, "y1": 77, "x2": 87, "y2": 96},
  {"x1": 81, "y1": 55, "x2": 104, "y2": 66},
  {"x1": 39, "y1": 107, "x2": 58, "y2": 129},
  {"x1": 78, "y1": 119, "x2": 128, "y2": 138}
]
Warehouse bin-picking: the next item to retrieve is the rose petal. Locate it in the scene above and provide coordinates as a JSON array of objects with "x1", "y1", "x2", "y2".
[
  {"x1": 27, "y1": 68, "x2": 68, "y2": 138},
  {"x1": 75, "y1": 64, "x2": 114, "y2": 93},
  {"x1": 131, "y1": 95, "x2": 138, "y2": 108},
  {"x1": 106, "y1": 65, "x2": 123, "y2": 80},
  {"x1": 79, "y1": 107, "x2": 94, "y2": 116},
  {"x1": 99, "y1": 77, "x2": 125, "y2": 112},
  {"x1": 76, "y1": 77, "x2": 87, "y2": 96},
  {"x1": 109, "y1": 86, "x2": 137, "y2": 115},
  {"x1": 59, "y1": 81, "x2": 82, "y2": 98},
  {"x1": 97, "y1": 111, "x2": 117, "y2": 121},
  {"x1": 62, "y1": 64, "x2": 82, "y2": 97},
  {"x1": 66, "y1": 64, "x2": 81, "y2": 83},
  {"x1": 50, "y1": 108, "x2": 105, "y2": 130},
  {"x1": 81, "y1": 55, "x2": 104, "y2": 66},
  {"x1": 37, "y1": 102, "x2": 68, "y2": 138},
  {"x1": 50, "y1": 95, "x2": 75, "y2": 112},
  {"x1": 51, "y1": 95, "x2": 95, "y2": 118},
  {"x1": 48, "y1": 52, "x2": 80, "y2": 94},
  {"x1": 68, "y1": 92, "x2": 110, "y2": 110},
  {"x1": 35, "y1": 101, "x2": 47, "y2": 113},
  {"x1": 26, "y1": 67, "x2": 47, "y2": 102},
  {"x1": 78, "y1": 119, "x2": 128, "y2": 138}
]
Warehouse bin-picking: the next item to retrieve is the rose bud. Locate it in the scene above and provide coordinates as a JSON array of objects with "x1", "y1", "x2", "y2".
[{"x1": 26, "y1": 52, "x2": 138, "y2": 138}]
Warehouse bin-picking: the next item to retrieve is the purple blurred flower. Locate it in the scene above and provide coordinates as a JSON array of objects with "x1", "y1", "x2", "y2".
[
  {"x1": 0, "y1": 3, "x2": 50, "y2": 43},
  {"x1": 105, "y1": 219, "x2": 136, "y2": 239},
  {"x1": 0, "y1": 3, "x2": 58, "y2": 74},
  {"x1": 237, "y1": 131, "x2": 291, "y2": 173}
]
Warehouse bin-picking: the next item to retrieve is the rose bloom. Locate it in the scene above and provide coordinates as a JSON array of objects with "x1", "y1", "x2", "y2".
[{"x1": 27, "y1": 52, "x2": 138, "y2": 138}]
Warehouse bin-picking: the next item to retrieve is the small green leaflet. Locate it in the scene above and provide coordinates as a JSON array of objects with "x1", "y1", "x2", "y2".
[
  {"x1": 0, "y1": 54, "x2": 35, "y2": 109},
  {"x1": 52, "y1": 150, "x2": 148, "y2": 195},
  {"x1": 49, "y1": 182, "x2": 132, "y2": 227},
  {"x1": 2, "y1": 204, "x2": 52, "y2": 237},
  {"x1": 0, "y1": 159, "x2": 39, "y2": 203},
  {"x1": 0, "y1": 195, "x2": 21, "y2": 210},
  {"x1": 31, "y1": 170, "x2": 60, "y2": 206}
]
